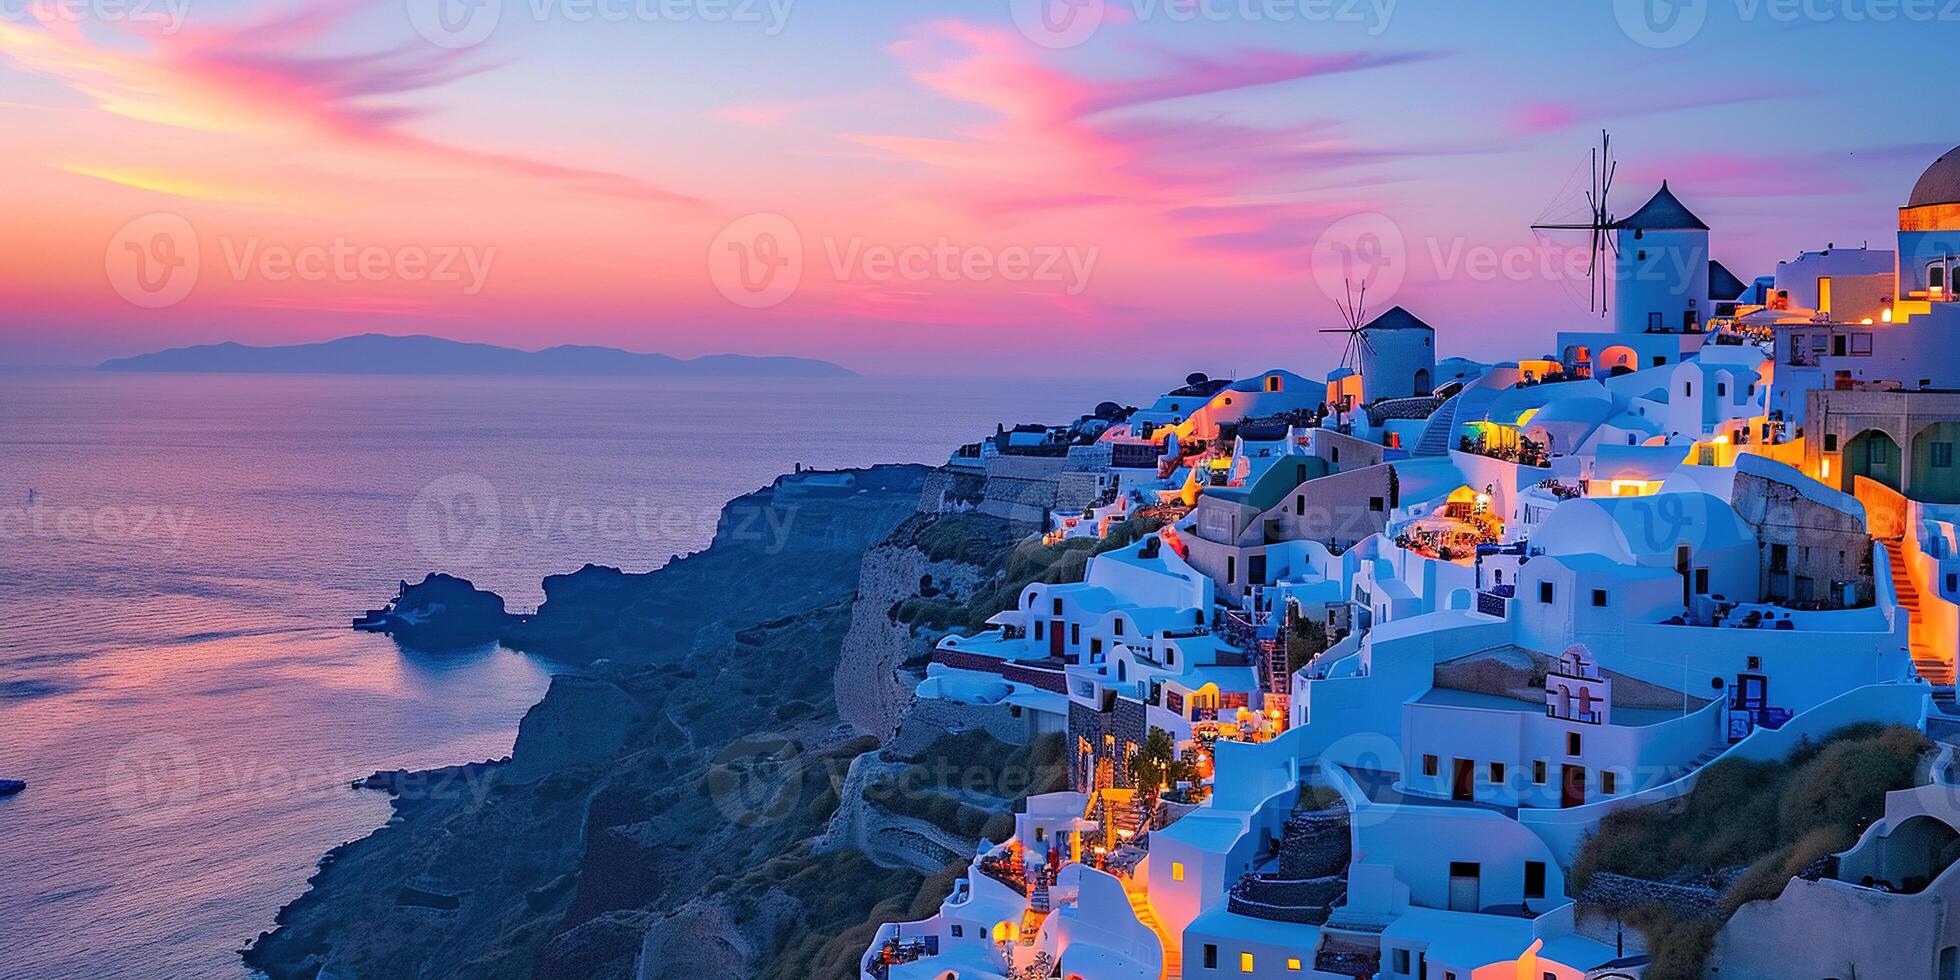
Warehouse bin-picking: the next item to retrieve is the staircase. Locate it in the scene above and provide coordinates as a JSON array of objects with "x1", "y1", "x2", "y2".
[
  {"x1": 1885, "y1": 539, "x2": 1955, "y2": 688},
  {"x1": 1410, "y1": 392, "x2": 1463, "y2": 457},
  {"x1": 1124, "y1": 878, "x2": 1182, "y2": 979}
]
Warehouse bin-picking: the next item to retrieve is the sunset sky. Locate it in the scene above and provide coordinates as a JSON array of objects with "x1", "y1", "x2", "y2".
[{"x1": 0, "y1": 0, "x2": 1947, "y2": 376}]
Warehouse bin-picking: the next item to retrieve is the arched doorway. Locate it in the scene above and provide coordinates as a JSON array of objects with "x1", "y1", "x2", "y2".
[
  {"x1": 1913, "y1": 423, "x2": 1960, "y2": 503},
  {"x1": 1599, "y1": 345, "x2": 1637, "y2": 376},
  {"x1": 1844, "y1": 429, "x2": 1904, "y2": 493},
  {"x1": 1414, "y1": 368, "x2": 1432, "y2": 396}
]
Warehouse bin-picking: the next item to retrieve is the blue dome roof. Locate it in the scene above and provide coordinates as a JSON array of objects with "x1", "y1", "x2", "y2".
[{"x1": 1612, "y1": 182, "x2": 1709, "y2": 231}]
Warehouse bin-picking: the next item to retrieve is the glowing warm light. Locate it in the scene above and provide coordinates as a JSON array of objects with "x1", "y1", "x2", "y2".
[
  {"x1": 1861, "y1": 318, "x2": 1874, "y2": 325},
  {"x1": 1822, "y1": 458, "x2": 1833, "y2": 479},
  {"x1": 1883, "y1": 307, "x2": 1895, "y2": 322}
]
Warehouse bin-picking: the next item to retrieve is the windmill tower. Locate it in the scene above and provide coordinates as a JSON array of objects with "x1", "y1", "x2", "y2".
[
  {"x1": 1532, "y1": 129, "x2": 1619, "y2": 318},
  {"x1": 1319, "y1": 279, "x2": 1373, "y2": 413}
]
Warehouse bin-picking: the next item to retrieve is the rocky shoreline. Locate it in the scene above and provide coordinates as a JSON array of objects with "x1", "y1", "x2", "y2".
[{"x1": 243, "y1": 463, "x2": 1044, "y2": 980}]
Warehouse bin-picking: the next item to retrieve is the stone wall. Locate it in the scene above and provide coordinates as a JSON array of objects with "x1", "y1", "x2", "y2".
[{"x1": 1733, "y1": 468, "x2": 1874, "y2": 606}]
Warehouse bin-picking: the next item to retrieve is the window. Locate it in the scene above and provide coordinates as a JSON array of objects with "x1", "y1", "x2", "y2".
[
  {"x1": 1070, "y1": 623, "x2": 1080, "y2": 645},
  {"x1": 1602, "y1": 770, "x2": 1618, "y2": 794},
  {"x1": 1489, "y1": 762, "x2": 1506, "y2": 783},
  {"x1": 1369, "y1": 496, "x2": 1385, "y2": 512},
  {"x1": 1651, "y1": 355, "x2": 1665, "y2": 367},
  {"x1": 1566, "y1": 732, "x2": 1583, "y2": 756},
  {"x1": 1226, "y1": 556, "x2": 1236, "y2": 585},
  {"x1": 1591, "y1": 589, "x2": 1607, "y2": 607},
  {"x1": 1936, "y1": 442, "x2": 1955, "y2": 469},
  {"x1": 1525, "y1": 861, "x2": 1547, "y2": 899},
  {"x1": 1052, "y1": 597, "x2": 1063, "y2": 615},
  {"x1": 1113, "y1": 619, "x2": 1124, "y2": 637},
  {"x1": 1203, "y1": 944, "x2": 1218, "y2": 969},
  {"x1": 1172, "y1": 862, "x2": 1185, "y2": 882},
  {"x1": 1533, "y1": 760, "x2": 1547, "y2": 784},
  {"x1": 1241, "y1": 952, "x2": 1255, "y2": 973},
  {"x1": 1288, "y1": 958, "x2": 1303, "y2": 971},
  {"x1": 951, "y1": 924, "x2": 964, "y2": 938},
  {"x1": 1684, "y1": 381, "x2": 1693, "y2": 396},
  {"x1": 1033, "y1": 621, "x2": 1042, "y2": 640},
  {"x1": 1539, "y1": 581, "x2": 1554, "y2": 604},
  {"x1": 1716, "y1": 382, "x2": 1727, "y2": 396},
  {"x1": 1824, "y1": 433, "x2": 1838, "y2": 452},
  {"x1": 1392, "y1": 949, "x2": 1411, "y2": 974},
  {"x1": 1649, "y1": 312, "x2": 1664, "y2": 330},
  {"x1": 1422, "y1": 754, "x2": 1439, "y2": 777},
  {"x1": 1295, "y1": 494, "x2": 1305, "y2": 516},
  {"x1": 1852, "y1": 333, "x2": 1873, "y2": 355},
  {"x1": 1869, "y1": 439, "x2": 1890, "y2": 465},
  {"x1": 1035, "y1": 827, "x2": 1046, "y2": 842}
]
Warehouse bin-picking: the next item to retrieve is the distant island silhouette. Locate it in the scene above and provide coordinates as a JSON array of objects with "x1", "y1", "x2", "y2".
[{"x1": 97, "y1": 333, "x2": 854, "y2": 378}]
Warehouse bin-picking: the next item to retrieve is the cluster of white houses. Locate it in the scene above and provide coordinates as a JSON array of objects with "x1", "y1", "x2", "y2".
[{"x1": 863, "y1": 146, "x2": 1960, "y2": 979}]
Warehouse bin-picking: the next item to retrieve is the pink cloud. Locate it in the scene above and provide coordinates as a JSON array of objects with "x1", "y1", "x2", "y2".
[
  {"x1": 854, "y1": 21, "x2": 1444, "y2": 276},
  {"x1": 0, "y1": 1, "x2": 699, "y2": 205}
]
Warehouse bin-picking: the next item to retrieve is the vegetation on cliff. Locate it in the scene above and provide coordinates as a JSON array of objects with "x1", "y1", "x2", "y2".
[{"x1": 1572, "y1": 723, "x2": 1931, "y2": 980}]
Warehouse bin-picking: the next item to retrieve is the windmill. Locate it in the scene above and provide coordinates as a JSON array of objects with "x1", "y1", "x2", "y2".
[
  {"x1": 1317, "y1": 277, "x2": 1372, "y2": 417},
  {"x1": 1319, "y1": 276, "x2": 1374, "y2": 374},
  {"x1": 1532, "y1": 129, "x2": 1619, "y2": 316}
]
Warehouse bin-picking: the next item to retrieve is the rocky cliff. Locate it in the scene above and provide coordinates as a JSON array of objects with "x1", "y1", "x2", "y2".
[{"x1": 244, "y1": 464, "x2": 1052, "y2": 980}]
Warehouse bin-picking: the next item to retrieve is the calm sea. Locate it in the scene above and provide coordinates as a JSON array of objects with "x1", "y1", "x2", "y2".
[{"x1": 0, "y1": 370, "x2": 1145, "y2": 979}]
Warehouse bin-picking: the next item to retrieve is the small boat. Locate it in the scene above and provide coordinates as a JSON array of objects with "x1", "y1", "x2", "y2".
[{"x1": 0, "y1": 780, "x2": 25, "y2": 797}]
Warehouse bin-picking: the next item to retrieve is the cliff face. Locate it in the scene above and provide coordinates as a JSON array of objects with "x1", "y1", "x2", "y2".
[{"x1": 245, "y1": 466, "x2": 947, "y2": 980}]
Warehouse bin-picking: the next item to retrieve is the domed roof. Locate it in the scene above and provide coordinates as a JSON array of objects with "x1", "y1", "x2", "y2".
[
  {"x1": 1360, "y1": 305, "x2": 1435, "y2": 333},
  {"x1": 1909, "y1": 145, "x2": 1960, "y2": 208}
]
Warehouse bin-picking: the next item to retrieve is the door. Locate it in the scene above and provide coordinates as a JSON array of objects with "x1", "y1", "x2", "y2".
[
  {"x1": 1049, "y1": 621, "x2": 1064, "y2": 658},
  {"x1": 1447, "y1": 862, "x2": 1480, "y2": 912},
  {"x1": 1561, "y1": 764, "x2": 1586, "y2": 808},
  {"x1": 1248, "y1": 554, "x2": 1267, "y2": 585},
  {"x1": 1451, "y1": 758, "x2": 1475, "y2": 802}
]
